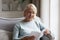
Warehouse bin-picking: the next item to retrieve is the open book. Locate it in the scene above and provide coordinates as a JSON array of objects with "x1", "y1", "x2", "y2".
[{"x1": 19, "y1": 31, "x2": 43, "y2": 40}]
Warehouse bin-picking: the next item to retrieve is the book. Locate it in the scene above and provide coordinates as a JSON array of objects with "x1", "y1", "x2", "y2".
[{"x1": 19, "y1": 31, "x2": 43, "y2": 40}]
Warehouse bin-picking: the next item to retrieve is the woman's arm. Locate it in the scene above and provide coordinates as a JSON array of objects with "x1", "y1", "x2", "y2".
[
  {"x1": 36, "y1": 16, "x2": 50, "y2": 35},
  {"x1": 13, "y1": 23, "x2": 20, "y2": 40},
  {"x1": 21, "y1": 36, "x2": 35, "y2": 40}
]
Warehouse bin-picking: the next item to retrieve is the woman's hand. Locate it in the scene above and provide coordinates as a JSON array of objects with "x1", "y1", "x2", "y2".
[
  {"x1": 44, "y1": 29, "x2": 50, "y2": 35},
  {"x1": 21, "y1": 36, "x2": 35, "y2": 40}
]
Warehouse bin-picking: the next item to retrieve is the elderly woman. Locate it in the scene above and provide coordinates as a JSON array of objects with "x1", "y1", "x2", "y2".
[{"x1": 13, "y1": 4, "x2": 50, "y2": 40}]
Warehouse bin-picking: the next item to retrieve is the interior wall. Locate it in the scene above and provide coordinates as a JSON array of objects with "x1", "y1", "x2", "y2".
[
  {"x1": 50, "y1": 0, "x2": 59, "y2": 40},
  {"x1": 40, "y1": 0, "x2": 50, "y2": 29},
  {"x1": 0, "y1": 11, "x2": 23, "y2": 18},
  {"x1": 0, "y1": 0, "x2": 40, "y2": 18},
  {"x1": 0, "y1": 0, "x2": 30, "y2": 18}
]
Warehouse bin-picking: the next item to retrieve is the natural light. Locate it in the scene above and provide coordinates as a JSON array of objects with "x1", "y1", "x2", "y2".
[{"x1": 40, "y1": 0, "x2": 59, "y2": 40}]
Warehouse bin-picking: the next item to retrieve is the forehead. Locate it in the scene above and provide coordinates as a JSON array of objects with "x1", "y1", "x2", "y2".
[{"x1": 25, "y1": 8, "x2": 34, "y2": 12}]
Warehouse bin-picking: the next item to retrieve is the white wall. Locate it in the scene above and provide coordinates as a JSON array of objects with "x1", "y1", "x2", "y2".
[
  {"x1": 41, "y1": 0, "x2": 59, "y2": 40},
  {"x1": 40, "y1": 0, "x2": 50, "y2": 29},
  {"x1": 59, "y1": 0, "x2": 60, "y2": 40},
  {"x1": 50, "y1": 0, "x2": 59, "y2": 40}
]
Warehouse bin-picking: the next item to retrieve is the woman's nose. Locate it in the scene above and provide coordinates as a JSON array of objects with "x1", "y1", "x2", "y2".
[{"x1": 29, "y1": 13, "x2": 32, "y2": 16}]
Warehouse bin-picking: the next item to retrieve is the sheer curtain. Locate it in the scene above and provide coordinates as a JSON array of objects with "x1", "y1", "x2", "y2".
[
  {"x1": 40, "y1": 0, "x2": 50, "y2": 29},
  {"x1": 40, "y1": 0, "x2": 59, "y2": 40}
]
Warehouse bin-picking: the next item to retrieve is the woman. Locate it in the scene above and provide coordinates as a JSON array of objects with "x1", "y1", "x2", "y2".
[{"x1": 13, "y1": 4, "x2": 50, "y2": 40}]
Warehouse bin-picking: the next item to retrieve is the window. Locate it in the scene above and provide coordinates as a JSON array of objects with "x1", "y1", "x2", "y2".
[{"x1": 40, "y1": 0, "x2": 59, "y2": 40}]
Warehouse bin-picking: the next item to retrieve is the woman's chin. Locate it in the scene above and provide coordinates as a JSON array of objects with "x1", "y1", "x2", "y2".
[
  {"x1": 27, "y1": 18, "x2": 34, "y2": 21},
  {"x1": 27, "y1": 19, "x2": 32, "y2": 21}
]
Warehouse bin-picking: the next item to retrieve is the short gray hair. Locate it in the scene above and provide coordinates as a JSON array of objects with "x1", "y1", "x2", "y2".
[{"x1": 24, "y1": 4, "x2": 37, "y2": 14}]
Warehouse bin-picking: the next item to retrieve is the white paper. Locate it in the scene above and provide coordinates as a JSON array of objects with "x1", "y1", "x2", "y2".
[
  {"x1": 29, "y1": 31, "x2": 43, "y2": 40},
  {"x1": 19, "y1": 31, "x2": 43, "y2": 40}
]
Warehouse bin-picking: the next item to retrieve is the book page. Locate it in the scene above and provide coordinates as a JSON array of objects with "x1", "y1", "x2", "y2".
[{"x1": 19, "y1": 31, "x2": 43, "y2": 40}]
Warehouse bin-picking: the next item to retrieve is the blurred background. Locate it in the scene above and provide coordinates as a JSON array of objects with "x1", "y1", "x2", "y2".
[{"x1": 0, "y1": 0, "x2": 60, "y2": 40}]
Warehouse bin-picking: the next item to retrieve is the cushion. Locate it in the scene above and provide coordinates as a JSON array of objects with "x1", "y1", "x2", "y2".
[
  {"x1": 0, "y1": 17, "x2": 24, "y2": 32},
  {"x1": 0, "y1": 29, "x2": 12, "y2": 40}
]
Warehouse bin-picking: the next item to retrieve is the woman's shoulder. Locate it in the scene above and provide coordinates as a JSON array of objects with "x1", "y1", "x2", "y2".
[
  {"x1": 16, "y1": 20, "x2": 24, "y2": 24},
  {"x1": 14, "y1": 20, "x2": 24, "y2": 28},
  {"x1": 34, "y1": 16, "x2": 42, "y2": 22}
]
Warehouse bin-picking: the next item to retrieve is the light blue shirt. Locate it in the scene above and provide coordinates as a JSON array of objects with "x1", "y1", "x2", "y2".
[{"x1": 13, "y1": 16, "x2": 45, "y2": 40}]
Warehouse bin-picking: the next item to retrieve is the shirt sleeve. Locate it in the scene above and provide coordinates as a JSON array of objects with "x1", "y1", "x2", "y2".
[
  {"x1": 38, "y1": 18, "x2": 47, "y2": 33},
  {"x1": 39, "y1": 19, "x2": 47, "y2": 32},
  {"x1": 34, "y1": 16, "x2": 46, "y2": 31},
  {"x1": 39, "y1": 23, "x2": 45, "y2": 31},
  {"x1": 13, "y1": 23, "x2": 21, "y2": 40}
]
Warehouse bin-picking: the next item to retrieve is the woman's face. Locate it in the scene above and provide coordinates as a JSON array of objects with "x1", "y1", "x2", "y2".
[{"x1": 24, "y1": 8, "x2": 36, "y2": 21}]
